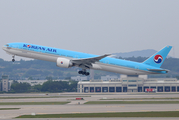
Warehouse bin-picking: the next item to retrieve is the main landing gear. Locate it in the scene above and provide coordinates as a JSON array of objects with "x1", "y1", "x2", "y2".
[
  {"x1": 78, "y1": 69, "x2": 90, "y2": 76},
  {"x1": 12, "y1": 55, "x2": 15, "y2": 62}
]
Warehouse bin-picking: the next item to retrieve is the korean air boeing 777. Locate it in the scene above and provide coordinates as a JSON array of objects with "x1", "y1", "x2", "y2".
[{"x1": 2, "y1": 43, "x2": 172, "y2": 76}]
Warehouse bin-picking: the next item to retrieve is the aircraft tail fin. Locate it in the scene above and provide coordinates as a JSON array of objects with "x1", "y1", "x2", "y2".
[{"x1": 143, "y1": 45, "x2": 172, "y2": 68}]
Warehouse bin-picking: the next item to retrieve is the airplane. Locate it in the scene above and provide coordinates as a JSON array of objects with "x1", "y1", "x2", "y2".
[{"x1": 2, "y1": 43, "x2": 172, "y2": 76}]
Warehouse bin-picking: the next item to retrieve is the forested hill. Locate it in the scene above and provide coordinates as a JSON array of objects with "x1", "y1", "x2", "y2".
[
  {"x1": 0, "y1": 57, "x2": 178, "y2": 80},
  {"x1": 0, "y1": 59, "x2": 79, "y2": 80}
]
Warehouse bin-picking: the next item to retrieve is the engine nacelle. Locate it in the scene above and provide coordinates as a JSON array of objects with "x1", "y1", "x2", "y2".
[{"x1": 57, "y1": 58, "x2": 73, "y2": 68}]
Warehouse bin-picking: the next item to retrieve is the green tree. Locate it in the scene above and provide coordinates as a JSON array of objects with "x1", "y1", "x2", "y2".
[
  {"x1": 41, "y1": 80, "x2": 69, "y2": 92},
  {"x1": 68, "y1": 81, "x2": 78, "y2": 92},
  {"x1": 11, "y1": 82, "x2": 31, "y2": 93},
  {"x1": 33, "y1": 84, "x2": 42, "y2": 92}
]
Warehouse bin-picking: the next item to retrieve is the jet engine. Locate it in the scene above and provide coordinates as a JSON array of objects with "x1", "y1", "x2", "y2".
[{"x1": 56, "y1": 58, "x2": 73, "y2": 68}]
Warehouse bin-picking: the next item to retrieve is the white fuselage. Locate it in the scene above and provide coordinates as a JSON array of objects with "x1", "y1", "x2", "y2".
[{"x1": 2, "y1": 46, "x2": 154, "y2": 75}]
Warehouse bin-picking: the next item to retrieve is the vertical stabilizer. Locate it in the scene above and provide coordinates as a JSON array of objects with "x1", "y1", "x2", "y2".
[{"x1": 143, "y1": 46, "x2": 172, "y2": 68}]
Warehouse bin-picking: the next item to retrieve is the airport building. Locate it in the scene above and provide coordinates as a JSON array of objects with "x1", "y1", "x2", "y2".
[
  {"x1": 77, "y1": 75, "x2": 179, "y2": 93},
  {"x1": 0, "y1": 75, "x2": 10, "y2": 92}
]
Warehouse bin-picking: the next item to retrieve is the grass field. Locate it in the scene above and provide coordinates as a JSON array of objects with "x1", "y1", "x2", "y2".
[
  {"x1": 85, "y1": 101, "x2": 179, "y2": 104},
  {"x1": 0, "y1": 108, "x2": 20, "y2": 110},
  {"x1": 0, "y1": 101, "x2": 70, "y2": 105},
  {"x1": 16, "y1": 111, "x2": 179, "y2": 118}
]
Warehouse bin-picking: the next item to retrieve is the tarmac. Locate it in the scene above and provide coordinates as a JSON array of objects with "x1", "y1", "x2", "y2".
[
  {"x1": 6, "y1": 118, "x2": 179, "y2": 120},
  {"x1": 0, "y1": 92, "x2": 179, "y2": 119}
]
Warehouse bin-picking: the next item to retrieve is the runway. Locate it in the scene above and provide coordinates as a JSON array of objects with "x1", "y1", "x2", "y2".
[
  {"x1": 1, "y1": 93, "x2": 179, "y2": 102},
  {"x1": 7, "y1": 118, "x2": 179, "y2": 120},
  {"x1": 1, "y1": 104, "x2": 179, "y2": 119},
  {"x1": 0, "y1": 93, "x2": 179, "y2": 119}
]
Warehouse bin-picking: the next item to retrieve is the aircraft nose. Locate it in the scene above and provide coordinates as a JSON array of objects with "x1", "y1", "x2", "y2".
[{"x1": 2, "y1": 45, "x2": 7, "y2": 51}]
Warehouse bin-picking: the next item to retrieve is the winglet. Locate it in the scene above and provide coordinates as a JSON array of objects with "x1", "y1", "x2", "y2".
[{"x1": 143, "y1": 45, "x2": 172, "y2": 68}]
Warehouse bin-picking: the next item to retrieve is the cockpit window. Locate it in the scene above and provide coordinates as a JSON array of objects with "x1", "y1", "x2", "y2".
[{"x1": 5, "y1": 44, "x2": 9, "y2": 46}]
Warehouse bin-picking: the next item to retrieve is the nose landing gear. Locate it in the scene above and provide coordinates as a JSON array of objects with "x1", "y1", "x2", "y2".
[
  {"x1": 12, "y1": 55, "x2": 15, "y2": 62},
  {"x1": 78, "y1": 69, "x2": 90, "y2": 76}
]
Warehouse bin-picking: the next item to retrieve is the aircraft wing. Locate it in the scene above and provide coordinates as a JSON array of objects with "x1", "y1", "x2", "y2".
[{"x1": 72, "y1": 54, "x2": 110, "y2": 66}]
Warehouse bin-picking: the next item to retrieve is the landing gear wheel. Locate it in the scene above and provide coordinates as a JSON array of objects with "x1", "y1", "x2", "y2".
[
  {"x1": 82, "y1": 72, "x2": 86, "y2": 75},
  {"x1": 78, "y1": 70, "x2": 90, "y2": 76},
  {"x1": 12, "y1": 55, "x2": 15, "y2": 62},
  {"x1": 85, "y1": 72, "x2": 90, "y2": 76},
  {"x1": 12, "y1": 59, "x2": 15, "y2": 62},
  {"x1": 78, "y1": 71, "x2": 82, "y2": 74}
]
